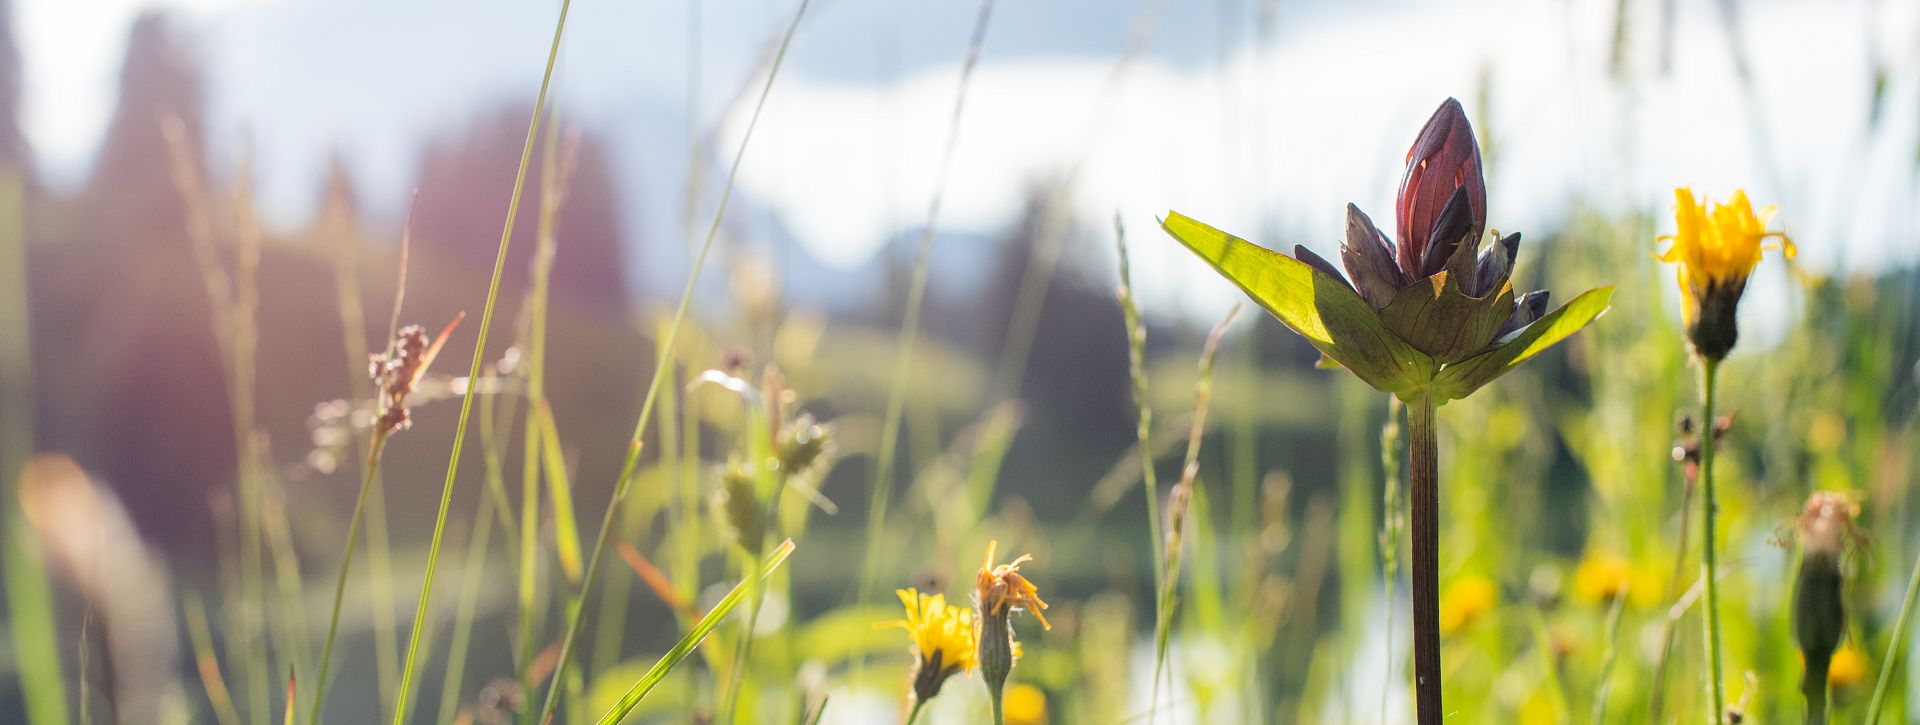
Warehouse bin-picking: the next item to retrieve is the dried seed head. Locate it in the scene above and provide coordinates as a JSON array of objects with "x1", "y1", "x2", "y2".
[{"x1": 369, "y1": 314, "x2": 462, "y2": 436}]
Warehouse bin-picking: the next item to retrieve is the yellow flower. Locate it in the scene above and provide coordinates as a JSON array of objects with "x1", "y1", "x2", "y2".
[
  {"x1": 976, "y1": 541, "x2": 1051, "y2": 630},
  {"x1": 878, "y1": 588, "x2": 976, "y2": 703},
  {"x1": 1003, "y1": 683, "x2": 1049, "y2": 725},
  {"x1": 1829, "y1": 645, "x2": 1868, "y2": 690},
  {"x1": 1439, "y1": 576, "x2": 1497, "y2": 635},
  {"x1": 1656, "y1": 188, "x2": 1795, "y2": 360},
  {"x1": 1573, "y1": 554, "x2": 1632, "y2": 605}
]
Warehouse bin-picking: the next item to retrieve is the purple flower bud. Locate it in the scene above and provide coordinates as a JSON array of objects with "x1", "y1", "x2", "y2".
[{"x1": 1396, "y1": 98, "x2": 1486, "y2": 281}]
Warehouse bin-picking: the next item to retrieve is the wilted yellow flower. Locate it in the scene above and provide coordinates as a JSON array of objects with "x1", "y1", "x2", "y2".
[
  {"x1": 1829, "y1": 645, "x2": 1868, "y2": 690},
  {"x1": 1439, "y1": 576, "x2": 1497, "y2": 635},
  {"x1": 976, "y1": 541, "x2": 1051, "y2": 630},
  {"x1": 1657, "y1": 188, "x2": 1795, "y2": 361},
  {"x1": 878, "y1": 588, "x2": 976, "y2": 704},
  {"x1": 1003, "y1": 683, "x2": 1048, "y2": 725},
  {"x1": 975, "y1": 541, "x2": 1049, "y2": 717}
]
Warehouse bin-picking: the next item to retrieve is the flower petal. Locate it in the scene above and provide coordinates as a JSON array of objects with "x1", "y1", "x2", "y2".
[{"x1": 1340, "y1": 204, "x2": 1402, "y2": 309}]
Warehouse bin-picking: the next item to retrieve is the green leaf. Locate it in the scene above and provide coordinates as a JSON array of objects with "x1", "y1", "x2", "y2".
[
  {"x1": 1161, "y1": 212, "x2": 1433, "y2": 396},
  {"x1": 1378, "y1": 272, "x2": 1515, "y2": 363},
  {"x1": 595, "y1": 540, "x2": 797, "y2": 725},
  {"x1": 536, "y1": 402, "x2": 584, "y2": 582},
  {"x1": 1432, "y1": 286, "x2": 1614, "y2": 402}
]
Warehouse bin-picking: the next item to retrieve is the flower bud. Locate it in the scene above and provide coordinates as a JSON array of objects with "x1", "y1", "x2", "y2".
[
  {"x1": 1396, "y1": 98, "x2": 1486, "y2": 282},
  {"x1": 1793, "y1": 491, "x2": 1859, "y2": 720}
]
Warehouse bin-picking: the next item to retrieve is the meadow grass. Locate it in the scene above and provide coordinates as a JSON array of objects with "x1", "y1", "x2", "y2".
[{"x1": 9, "y1": 4, "x2": 1920, "y2": 725}]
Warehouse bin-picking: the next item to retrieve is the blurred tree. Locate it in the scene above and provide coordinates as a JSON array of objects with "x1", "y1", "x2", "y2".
[{"x1": 410, "y1": 106, "x2": 631, "y2": 309}]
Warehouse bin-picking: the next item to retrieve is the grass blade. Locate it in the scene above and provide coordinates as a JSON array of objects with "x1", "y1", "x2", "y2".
[
  {"x1": 532, "y1": 1, "x2": 813, "y2": 719},
  {"x1": 595, "y1": 540, "x2": 797, "y2": 725},
  {"x1": 537, "y1": 402, "x2": 584, "y2": 581},
  {"x1": 388, "y1": 2, "x2": 572, "y2": 722}
]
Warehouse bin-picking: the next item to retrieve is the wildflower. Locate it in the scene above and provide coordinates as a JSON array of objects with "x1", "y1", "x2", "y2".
[
  {"x1": 1003, "y1": 683, "x2": 1049, "y2": 725},
  {"x1": 1574, "y1": 554, "x2": 1628, "y2": 603},
  {"x1": 976, "y1": 541, "x2": 1049, "y2": 723},
  {"x1": 1828, "y1": 645, "x2": 1867, "y2": 690},
  {"x1": 1439, "y1": 576, "x2": 1497, "y2": 635},
  {"x1": 1794, "y1": 491, "x2": 1862, "y2": 720},
  {"x1": 878, "y1": 588, "x2": 977, "y2": 707},
  {"x1": 1571, "y1": 553, "x2": 1656, "y2": 608},
  {"x1": 1656, "y1": 188, "x2": 1795, "y2": 362},
  {"x1": 1163, "y1": 97, "x2": 1611, "y2": 403}
]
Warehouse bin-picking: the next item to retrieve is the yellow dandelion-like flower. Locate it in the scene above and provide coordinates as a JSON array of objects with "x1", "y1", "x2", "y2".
[
  {"x1": 877, "y1": 588, "x2": 976, "y2": 704},
  {"x1": 1439, "y1": 576, "x2": 1497, "y2": 635},
  {"x1": 1828, "y1": 645, "x2": 1868, "y2": 690},
  {"x1": 1657, "y1": 188, "x2": 1795, "y2": 361},
  {"x1": 976, "y1": 541, "x2": 1051, "y2": 630}
]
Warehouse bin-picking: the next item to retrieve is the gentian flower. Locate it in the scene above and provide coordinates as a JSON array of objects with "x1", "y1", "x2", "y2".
[{"x1": 1162, "y1": 98, "x2": 1611, "y2": 403}]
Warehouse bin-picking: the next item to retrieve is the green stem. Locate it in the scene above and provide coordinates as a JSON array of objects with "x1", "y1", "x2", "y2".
[
  {"x1": 1406, "y1": 395, "x2": 1441, "y2": 725},
  {"x1": 308, "y1": 431, "x2": 390, "y2": 724},
  {"x1": 390, "y1": 4, "x2": 570, "y2": 722},
  {"x1": 1866, "y1": 525, "x2": 1920, "y2": 723},
  {"x1": 904, "y1": 698, "x2": 927, "y2": 725},
  {"x1": 1699, "y1": 359, "x2": 1726, "y2": 722},
  {"x1": 532, "y1": 3, "x2": 810, "y2": 721},
  {"x1": 857, "y1": 0, "x2": 998, "y2": 609},
  {"x1": 1804, "y1": 658, "x2": 1829, "y2": 725},
  {"x1": 991, "y1": 689, "x2": 1005, "y2": 725}
]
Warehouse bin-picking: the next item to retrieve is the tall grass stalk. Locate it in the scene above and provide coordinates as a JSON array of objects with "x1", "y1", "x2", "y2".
[
  {"x1": 310, "y1": 430, "x2": 394, "y2": 723},
  {"x1": 186, "y1": 592, "x2": 242, "y2": 725},
  {"x1": 515, "y1": 97, "x2": 575, "y2": 725},
  {"x1": 0, "y1": 168, "x2": 69, "y2": 725},
  {"x1": 1113, "y1": 216, "x2": 1168, "y2": 717},
  {"x1": 163, "y1": 118, "x2": 274, "y2": 722},
  {"x1": 323, "y1": 168, "x2": 402, "y2": 716},
  {"x1": 1866, "y1": 535, "x2": 1920, "y2": 723},
  {"x1": 983, "y1": 0, "x2": 1170, "y2": 405},
  {"x1": 308, "y1": 195, "x2": 419, "y2": 724},
  {"x1": 857, "y1": 0, "x2": 997, "y2": 608},
  {"x1": 1150, "y1": 304, "x2": 1240, "y2": 714},
  {"x1": 1697, "y1": 359, "x2": 1727, "y2": 721},
  {"x1": 534, "y1": 2, "x2": 812, "y2": 720},
  {"x1": 435, "y1": 382, "x2": 516, "y2": 725},
  {"x1": 1378, "y1": 396, "x2": 1403, "y2": 725},
  {"x1": 388, "y1": 3, "x2": 571, "y2": 721}
]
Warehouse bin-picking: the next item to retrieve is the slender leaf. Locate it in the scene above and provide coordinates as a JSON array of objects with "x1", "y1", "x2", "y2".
[
  {"x1": 1432, "y1": 286, "x2": 1614, "y2": 401},
  {"x1": 537, "y1": 402, "x2": 584, "y2": 582},
  {"x1": 1161, "y1": 211, "x2": 1433, "y2": 396},
  {"x1": 595, "y1": 540, "x2": 797, "y2": 725}
]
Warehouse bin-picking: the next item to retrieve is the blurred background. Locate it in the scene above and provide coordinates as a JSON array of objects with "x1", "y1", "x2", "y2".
[{"x1": 2, "y1": 0, "x2": 1919, "y2": 722}]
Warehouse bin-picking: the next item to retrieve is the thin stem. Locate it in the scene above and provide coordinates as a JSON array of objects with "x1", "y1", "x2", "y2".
[
  {"x1": 1866, "y1": 529, "x2": 1920, "y2": 723},
  {"x1": 389, "y1": 4, "x2": 570, "y2": 721},
  {"x1": 1699, "y1": 359, "x2": 1726, "y2": 722},
  {"x1": 1406, "y1": 395, "x2": 1441, "y2": 725},
  {"x1": 308, "y1": 431, "x2": 391, "y2": 724},
  {"x1": 904, "y1": 698, "x2": 927, "y2": 725},
  {"x1": 533, "y1": 3, "x2": 810, "y2": 721},
  {"x1": 1803, "y1": 658, "x2": 1829, "y2": 725},
  {"x1": 857, "y1": 0, "x2": 998, "y2": 608},
  {"x1": 991, "y1": 690, "x2": 1005, "y2": 725}
]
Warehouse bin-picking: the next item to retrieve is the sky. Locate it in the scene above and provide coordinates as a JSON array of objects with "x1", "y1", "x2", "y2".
[{"x1": 14, "y1": 0, "x2": 1920, "y2": 325}]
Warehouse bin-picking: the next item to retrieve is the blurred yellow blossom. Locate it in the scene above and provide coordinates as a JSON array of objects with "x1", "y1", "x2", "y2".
[
  {"x1": 1439, "y1": 576, "x2": 1497, "y2": 635},
  {"x1": 1829, "y1": 645, "x2": 1868, "y2": 690},
  {"x1": 1003, "y1": 683, "x2": 1048, "y2": 725},
  {"x1": 1573, "y1": 553, "x2": 1658, "y2": 608}
]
